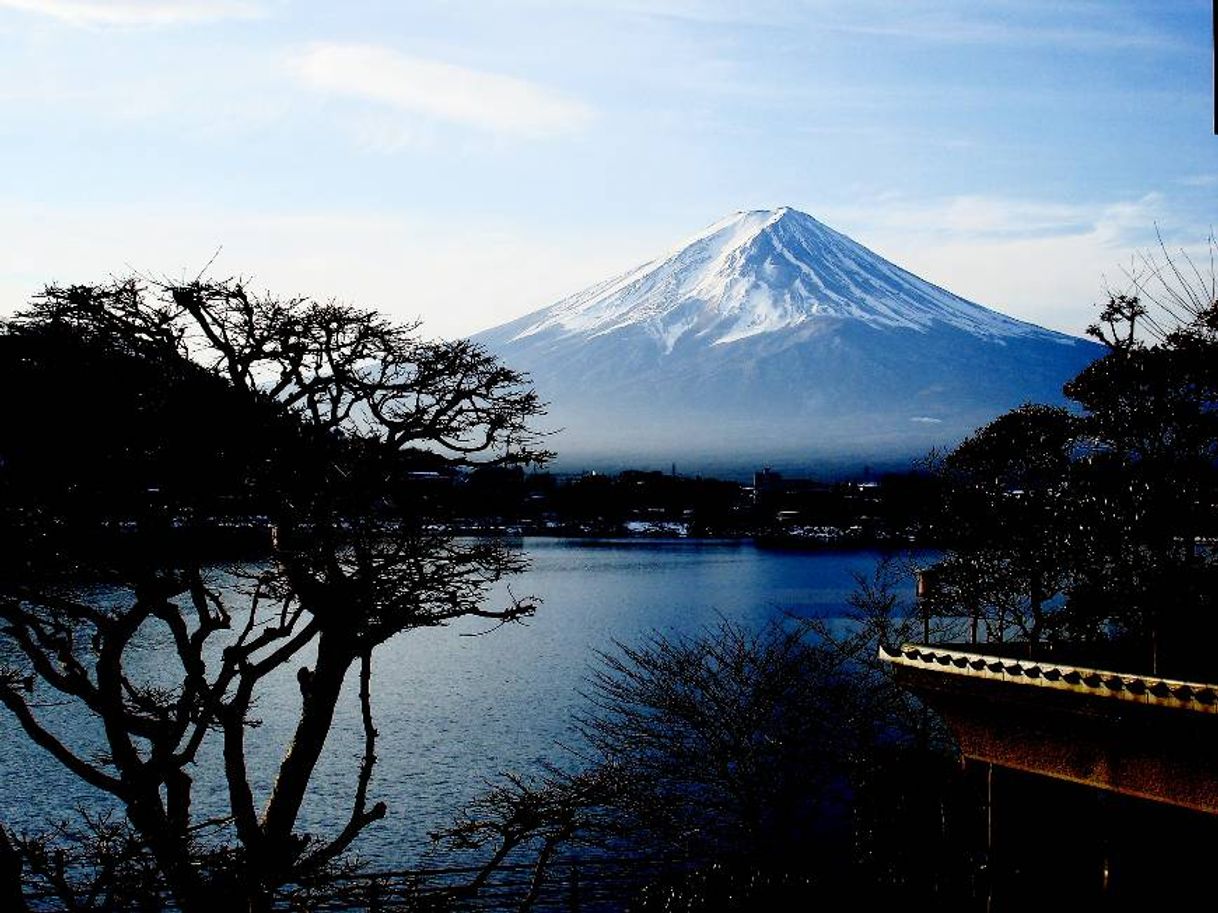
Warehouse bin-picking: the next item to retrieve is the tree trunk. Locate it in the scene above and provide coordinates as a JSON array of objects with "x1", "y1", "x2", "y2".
[
  {"x1": 260, "y1": 630, "x2": 355, "y2": 875},
  {"x1": 1028, "y1": 568, "x2": 1044, "y2": 648},
  {"x1": 0, "y1": 827, "x2": 27, "y2": 913},
  {"x1": 124, "y1": 788, "x2": 210, "y2": 913}
]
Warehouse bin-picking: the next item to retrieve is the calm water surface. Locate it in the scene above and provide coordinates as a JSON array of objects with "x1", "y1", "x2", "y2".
[{"x1": 0, "y1": 539, "x2": 919, "y2": 867}]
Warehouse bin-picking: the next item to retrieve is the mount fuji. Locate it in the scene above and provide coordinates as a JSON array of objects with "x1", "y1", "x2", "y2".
[{"x1": 474, "y1": 207, "x2": 1102, "y2": 475}]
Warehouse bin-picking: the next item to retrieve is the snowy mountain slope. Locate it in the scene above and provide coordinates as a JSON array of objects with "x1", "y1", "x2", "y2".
[{"x1": 474, "y1": 207, "x2": 1103, "y2": 473}]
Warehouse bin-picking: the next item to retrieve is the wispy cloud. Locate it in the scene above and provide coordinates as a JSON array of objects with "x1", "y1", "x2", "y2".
[
  {"x1": 550, "y1": 0, "x2": 1188, "y2": 53},
  {"x1": 815, "y1": 18, "x2": 1183, "y2": 53},
  {"x1": 0, "y1": 0, "x2": 263, "y2": 26},
  {"x1": 289, "y1": 43, "x2": 593, "y2": 139},
  {"x1": 800, "y1": 0, "x2": 1189, "y2": 53},
  {"x1": 829, "y1": 192, "x2": 1173, "y2": 243},
  {"x1": 1179, "y1": 173, "x2": 1218, "y2": 188},
  {"x1": 498, "y1": 0, "x2": 777, "y2": 26}
]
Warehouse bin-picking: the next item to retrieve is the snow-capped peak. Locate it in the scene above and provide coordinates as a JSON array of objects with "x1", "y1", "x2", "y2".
[{"x1": 509, "y1": 206, "x2": 1058, "y2": 351}]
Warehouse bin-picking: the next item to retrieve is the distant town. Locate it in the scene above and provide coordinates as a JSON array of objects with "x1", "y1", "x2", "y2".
[{"x1": 406, "y1": 463, "x2": 941, "y2": 547}]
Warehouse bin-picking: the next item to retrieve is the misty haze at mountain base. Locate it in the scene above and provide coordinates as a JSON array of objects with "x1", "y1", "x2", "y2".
[{"x1": 476, "y1": 207, "x2": 1103, "y2": 477}]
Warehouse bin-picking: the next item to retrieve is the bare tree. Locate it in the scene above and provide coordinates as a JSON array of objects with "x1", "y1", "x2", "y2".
[
  {"x1": 437, "y1": 595, "x2": 968, "y2": 907},
  {"x1": 1089, "y1": 230, "x2": 1217, "y2": 350},
  {"x1": 0, "y1": 277, "x2": 549, "y2": 911},
  {"x1": 434, "y1": 621, "x2": 859, "y2": 907}
]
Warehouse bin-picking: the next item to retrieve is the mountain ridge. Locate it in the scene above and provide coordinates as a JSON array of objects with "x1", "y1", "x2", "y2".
[
  {"x1": 475, "y1": 207, "x2": 1102, "y2": 473},
  {"x1": 500, "y1": 207, "x2": 1075, "y2": 349}
]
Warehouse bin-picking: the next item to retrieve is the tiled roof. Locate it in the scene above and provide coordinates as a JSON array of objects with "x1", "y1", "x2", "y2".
[{"x1": 879, "y1": 644, "x2": 1218, "y2": 715}]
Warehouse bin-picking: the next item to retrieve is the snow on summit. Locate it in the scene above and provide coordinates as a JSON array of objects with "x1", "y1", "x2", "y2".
[
  {"x1": 511, "y1": 207, "x2": 1057, "y2": 351},
  {"x1": 475, "y1": 207, "x2": 1101, "y2": 473}
]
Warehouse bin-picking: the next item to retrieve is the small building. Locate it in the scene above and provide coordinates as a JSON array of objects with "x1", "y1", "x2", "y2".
[
  {"x1": 882, "y1": 642, "x2": 1218, "y2": 903},
  {"x1": 881, "y1": 643, "x2": 1218, "y2": 813}
]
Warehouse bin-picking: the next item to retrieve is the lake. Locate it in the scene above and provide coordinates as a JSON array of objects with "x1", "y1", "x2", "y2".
[{"x1": 0, "y1": 538, "x2": 921, "y2": 869}]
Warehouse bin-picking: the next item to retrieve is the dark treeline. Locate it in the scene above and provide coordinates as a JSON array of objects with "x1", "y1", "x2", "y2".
[
  {"x1": 421, "y1": 464, "x2": 942, "y2": 544},
  {"x1": 0, "y1": 317, "x2": 943, "y2": 551},
  {"x1": 0, "y1": 316, "x2": 285, "y2": 559}
]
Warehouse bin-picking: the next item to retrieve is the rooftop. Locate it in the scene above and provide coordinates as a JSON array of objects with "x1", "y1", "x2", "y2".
[{"x1": 880, "y1": 643, "x2": 1218, "y2": 714}]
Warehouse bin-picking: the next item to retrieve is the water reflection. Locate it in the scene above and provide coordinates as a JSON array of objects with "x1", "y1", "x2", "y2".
[{"x1": 0, "y1": 539, "x2": 920, "y2": 869}]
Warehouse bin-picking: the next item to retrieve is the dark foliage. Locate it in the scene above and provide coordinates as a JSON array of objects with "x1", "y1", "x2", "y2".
[
  {"x1": 439, "y1": 569, "x2": 978, "y2": 907},
  {"x1": 0, "y1": 277, "x2": 548, "y2": 912},
  {"x1": 925, "y1": 239, "x2": 1218, "y2": 673}
]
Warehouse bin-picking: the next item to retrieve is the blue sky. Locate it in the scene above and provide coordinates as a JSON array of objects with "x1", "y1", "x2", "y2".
[{"x1": 0, "y1": 0, "x2": 1213, "y2": 338}]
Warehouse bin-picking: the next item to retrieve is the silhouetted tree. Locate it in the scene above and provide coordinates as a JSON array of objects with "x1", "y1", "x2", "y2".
[
  {"x1": 439, "y1": 572, "x2": 972, "y2": 907},
  {"x1": 0, "y1": 277, "x2": 549, "y2": 911},
  {"x1": 925, "y1": 235, "x2": 1218, "y2": 671},
  {"x1": 930, "y1": 405, "x2": 1085, "y2": 646}
]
